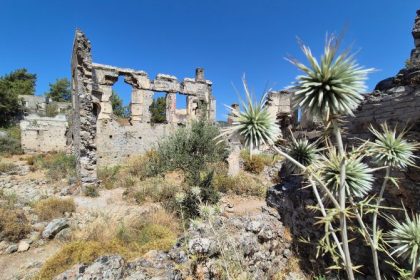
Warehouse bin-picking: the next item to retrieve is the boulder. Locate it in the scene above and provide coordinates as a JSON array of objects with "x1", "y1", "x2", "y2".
[
  {"x1": 42, "y1": 218, "x2": 69, "y2": 239},
  {"x1": 17, "y1": 240, "x2": 30, "y2": 252},
  {"x1": 5, "y1": 244, "x2": 18, "y2": 254}
]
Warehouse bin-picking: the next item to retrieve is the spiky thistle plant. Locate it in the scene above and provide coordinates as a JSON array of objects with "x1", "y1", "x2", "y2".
[
  {"x1": 319, "y1": 148, "x2": 374, "y2": 198},
  {"x1": 286, "y1": 138, "x2": 320, "y2": 174},
  {"x1": 386, "y1": 212, "x2": 420, "y2": 277},
  {"x1": 368, "y1": 123, "x2": 418, "y2": 169},
  {"x1": 287, "y1": 35, "x2": 374, "y2": 121},
  {"x1": 220, "y1": 76, "x2": 280, "y2": 157}
]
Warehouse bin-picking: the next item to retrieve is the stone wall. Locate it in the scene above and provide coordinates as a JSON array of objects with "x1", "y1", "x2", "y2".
[
  {"x1": 344, "y1": 10, "x2": 420, "y2": 211},
  {"x1": 71, "y1": 30, "x2": 216, "y2": 186},
  {"x1": 20, "y1": 114, "x2": 68, "y2": 153}
]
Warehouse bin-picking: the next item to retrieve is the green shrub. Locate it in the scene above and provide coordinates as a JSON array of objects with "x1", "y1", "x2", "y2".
[
  {"x1": 34, "y1": 197, "x2": 76, "y2": 221},
  {"x1": 0, "y1": 207, "x2": 31, "y2": 242},
  {"x1": 45, "y1": 103, "x2": 59, "y2": 117},
  {"x1": 0, "y1": 126, "x2": 22, "y2": 156},
  {"x1": 180, "y1": 171, "x2": 220, "y2": 220},
  {"x1": 156, "y1": 120, "x2": 228, "y2": 184}
]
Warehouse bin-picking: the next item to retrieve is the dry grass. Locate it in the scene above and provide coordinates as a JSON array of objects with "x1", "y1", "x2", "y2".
[
  {"x1": 34, "y1": 197, "x2": 76, "y2": 221},
  {"x1": 98, "y1": 165, "x2": 121, "y2": 189},
  {"x1": 241, "y1": 150, "x2": 281, "y2": 174},
  {"x1": 0, "y1": 161, "x2": 17, "y2": 173},
  {"x1": 0, "y1": 207, "x2": 31, "y2": 242},
  {"x1": 213, "y1": 170, "x2": 267, "y2": 197},
  {"x1": 37, "y1": 209, "x2": 180, "y2": 280},
  {"x1": 123, "y1": 176, "x2": 183, "y2": 207},
  {"x1": 26, "y1": 152, "x2": 76, "y2": 181}
]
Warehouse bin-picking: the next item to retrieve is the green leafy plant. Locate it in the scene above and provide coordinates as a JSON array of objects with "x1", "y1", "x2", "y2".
[
  {"x1": 285, "y1": 138, "x2": 319, "y2": 174},
  {"x1": 219, "y1": 76, "x2": 280, "y2": 158},
  {"x1": 287, "y1": 36, "x2": 373, "y2": 121},
  {"x1": 157, "y1": 119, "x2": 228, "y2": 184},
  {"x1": 319, "y1": 148, "x2": 374, "y2": 198},
  {"x1": 387, "y1": 212, "x2": 420, "y2": 279}
]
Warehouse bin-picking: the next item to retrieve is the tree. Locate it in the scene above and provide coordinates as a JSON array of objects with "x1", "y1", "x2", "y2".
[
  {"x1": 110, "y1": 91, "x2": 129, "y2": 118},
  {"x1": 149, "y1": 97, "x2": 166, "y2": 123},
  {"x1": 46, "y1": 78, "x2": 71, "y2": 102},
  {"x1": 0, "y1": 68, "x2": 37, "y2": 127},
  {"x1": 3, "y1": 68, "x2": 36, "y2": 96}
]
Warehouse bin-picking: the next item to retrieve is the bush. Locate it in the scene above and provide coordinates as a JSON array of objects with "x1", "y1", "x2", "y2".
[
  {"x1": 34, "y1": 197, "x2": 76, "y2": 221},
  {"x1": 156, "y1": 120, "x2": 228, "y2": 184},
  {"x1": 0, "y1": 207, "x2": 31, "y2": 242},
  {"x1": 179, "y1": 171, "x2": 220, "y2": 220},
  {"x1": 38, "y1": 209, "x2": 179, "y2": 280},
  {"x1": 0, "y1": 126, "x2": 22, "y2": 156},
  {"x1": 30, "y1": 152, "x2": 76, "y2": 181},
  {"x1": 45, "y1": 103, "x2": 59, "y2": 117},
  {"x1": 98, "y1": 165, "x2": 121, "y2": 189}
]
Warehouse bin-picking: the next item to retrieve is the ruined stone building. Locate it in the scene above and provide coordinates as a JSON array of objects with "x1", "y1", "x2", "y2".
[
  {"x1": 18, "y1": 95, "x2": 71, "y2": 153},
  {"x1": 71, "y1": 30, "x2": 216, "y2": 186}
]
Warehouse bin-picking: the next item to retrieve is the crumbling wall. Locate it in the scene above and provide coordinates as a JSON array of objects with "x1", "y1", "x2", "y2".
[
  {"x1": 20, "y1": 114, "x2": 68, "y2": 153},
  {"x1": 71, "y1": 30, "x2": 216, "y2": 186}
]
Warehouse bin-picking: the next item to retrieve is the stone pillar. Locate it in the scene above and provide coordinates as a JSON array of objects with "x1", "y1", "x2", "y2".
[
  {"x1": 130, "y1": 88, "x2": 142, "y2": 123},
  {"x1": 166, "y1": 93, "x2": 176, "y2": 123},
  {"x1": 141, "y1": 90, "x2": 153, "y2": 123},
  {"x1": 97, "y1": 84, "x2": 112, "y2": 120},
  {"x1": 71, "y1": 30, "x2": 98, "y2": 187}
]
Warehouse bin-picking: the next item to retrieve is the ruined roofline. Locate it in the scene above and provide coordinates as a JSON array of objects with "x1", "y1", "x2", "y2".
[{"x1": 92, "y1": 62, "x2": 213, "y2": 85}]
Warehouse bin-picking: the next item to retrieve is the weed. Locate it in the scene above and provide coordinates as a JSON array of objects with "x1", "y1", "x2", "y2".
[{"x1": 98, "y1": 165, "x2": 120, "y2": 189}]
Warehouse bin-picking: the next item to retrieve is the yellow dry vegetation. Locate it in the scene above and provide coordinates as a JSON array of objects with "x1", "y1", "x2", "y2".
[
  {"x1": 36, "y1": 209, "x2": 180, "y2": 280},
  {"x1": 34, "y1": 197, "x2": 76, "y2": 221}
]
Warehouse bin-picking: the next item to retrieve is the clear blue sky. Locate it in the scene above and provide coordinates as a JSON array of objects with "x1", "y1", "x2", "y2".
[{"x1": 0, "y1": 1, "x2": 418, "y2": 120}]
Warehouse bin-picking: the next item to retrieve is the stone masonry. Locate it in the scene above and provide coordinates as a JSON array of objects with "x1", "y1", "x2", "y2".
[
  {"x1": 71, "y1": 30, "x2": 216, "y2": 186},
  {"x1": 20, "y1": 114, "x2": 68, "y2": 153}
]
